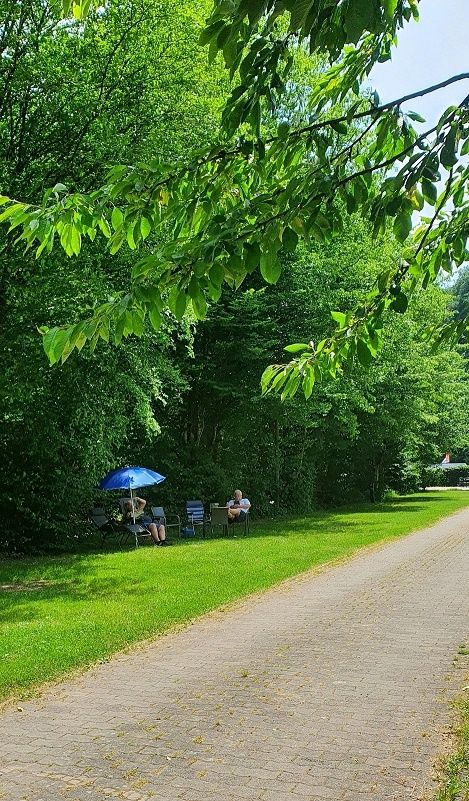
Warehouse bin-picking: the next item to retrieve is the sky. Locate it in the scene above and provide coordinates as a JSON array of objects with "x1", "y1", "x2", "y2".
[
  {"x1": 370, "y1": 0, "x2": 469, "y2": 125},
  {"x1": 371, "y1": 0, "x2": 468, "y2": 278}
]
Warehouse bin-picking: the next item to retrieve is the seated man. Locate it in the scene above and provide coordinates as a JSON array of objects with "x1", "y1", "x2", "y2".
[
  {"x1": 227, "y1": 489, "x2": 251, "y2": 524},
  {"x1": 122, "y1": 497, "x2": 167, "y2": 546}
]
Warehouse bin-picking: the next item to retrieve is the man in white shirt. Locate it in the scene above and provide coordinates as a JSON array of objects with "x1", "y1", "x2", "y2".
[{"x1": 227, "y1": 489, "x2": 251, "y2": 524}]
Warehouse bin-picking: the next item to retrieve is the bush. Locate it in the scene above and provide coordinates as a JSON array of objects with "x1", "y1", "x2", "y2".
[
  {"x1": 386, "y1": 462, "x2": 422, "y2": 494},
  {"x1": 421, "y1": 465, "x2": 469, "y2": 488}
]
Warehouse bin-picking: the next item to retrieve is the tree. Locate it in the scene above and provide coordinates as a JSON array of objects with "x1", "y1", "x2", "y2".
[
  {"x1": 148, "y1": 217, "x2": 468, "y2": 511},
  {"x1": 0, "y1": 0, "x2": 227, "y2": 549},
  {"x1": 453, "y1": 265, "x2": 469, "y2": 324},
  {"x1": 0, "y1": 0, "x2": 467, "y2": 401}
]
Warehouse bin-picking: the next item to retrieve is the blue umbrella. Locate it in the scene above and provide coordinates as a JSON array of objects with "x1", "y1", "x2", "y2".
[{"x1": 99, "y1": 466, "x2": 166, "y2": 524}]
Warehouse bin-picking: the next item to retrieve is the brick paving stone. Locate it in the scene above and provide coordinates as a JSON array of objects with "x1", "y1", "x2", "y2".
[{"x1": 1, "y1": 507, "x2": 469, "y2": 800}]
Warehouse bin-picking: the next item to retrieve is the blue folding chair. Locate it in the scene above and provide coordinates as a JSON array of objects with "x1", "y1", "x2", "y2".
[{"x1": 185, "y1": 500, "x2": 209, "y2": 538}]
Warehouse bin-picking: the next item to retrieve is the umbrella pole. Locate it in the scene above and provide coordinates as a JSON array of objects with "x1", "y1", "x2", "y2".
[{"x1": 130, "y1": 485, "x2": 136, "y2": 524}]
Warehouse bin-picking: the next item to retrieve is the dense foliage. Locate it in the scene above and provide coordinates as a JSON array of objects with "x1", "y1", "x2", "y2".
[
  {"x1": 0, "y1": 0, "x2": 467, "y2": 395},
  {"x1": 1, "y1": 0, "x2": 468, "y2": 551},
  {"x1": 0, "y1": 0, "x2": 224, "y2": 549},
  {"x1": 150, "y1": 223, "x2": 468, "y2": 515}
]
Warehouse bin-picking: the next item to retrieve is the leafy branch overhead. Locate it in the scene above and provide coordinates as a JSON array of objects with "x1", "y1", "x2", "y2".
[{"x1": 0, "y1": 0, "x2": 468, "y2": 399}]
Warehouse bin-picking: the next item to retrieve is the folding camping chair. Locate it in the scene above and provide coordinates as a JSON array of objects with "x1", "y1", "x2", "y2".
[
  {"x1": 119, "y1": 498, "x2": 154, "y2": 548},
  {"x1": 185, "y1": 500, "x2": 210, "y2": 538},
  {"x1": 90, "y1": 507, "x2": 122, "y2": 546},
  {"x1": 209, "y1": 505, "x2": 229, "y2": 537},
  {"x1": 151, "y1": 506, "x2": 181, "y2": 538},
  {"x1": 227, "y1": 507, "x2": 251, "y2": 536}
]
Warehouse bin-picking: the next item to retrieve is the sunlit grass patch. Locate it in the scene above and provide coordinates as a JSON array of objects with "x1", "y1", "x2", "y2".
[{"x1": 1, "y1": 490, "x2": 468, "y2": 703}]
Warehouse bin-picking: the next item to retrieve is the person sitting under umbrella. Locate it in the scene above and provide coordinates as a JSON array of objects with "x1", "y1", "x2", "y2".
[{"x1": 122, "y1": 497, "x2": 167, "y2": 546}]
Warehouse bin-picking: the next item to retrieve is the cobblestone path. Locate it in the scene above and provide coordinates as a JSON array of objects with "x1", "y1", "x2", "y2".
[{"x1": 1, "y1": 508, "x2": 468, "y2": 801}]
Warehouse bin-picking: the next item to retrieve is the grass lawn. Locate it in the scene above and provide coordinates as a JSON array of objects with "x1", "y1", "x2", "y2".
[{"x1": 1, "y1": 490, "x2": 469, "y2": 703}]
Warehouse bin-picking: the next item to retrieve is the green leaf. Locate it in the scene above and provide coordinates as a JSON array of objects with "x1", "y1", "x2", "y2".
[
  {"x1": 114, "y1": 314, "x2": 125, "y2": 345},
  {"x1": 246, "y1": 0, "x2": 265, "y2": 24},
  {"x1": 421, "y1": 178, "x2": 437, "y2": 206},
  {"x1": 60, "y1": 224, "x2": 74, "y2": 257},
  {"x1": 0, "y1": 203, "x2": 27, "y2": 223},
  {"x1": 209, "y1": 262, "x2": 224, "y2": 287},
  {"x1": 249, "y1": 100, "x2": 261, "y2": 136},
  {"x1": 72, "y1": 0, "x2": 91, "y2": 20},
  {"x1": 329, "y1": 119, "x2": 348, "y2": 134},
  {"x1": 123, "y1": 309, "x2": 134, "y2": 336},
  {"x1": 261, "y1": 365, "x2": 279, "y2": 394},
  {"x1": 99, "y1": 318, "x2": 110, "y2": 343},
  {"x1": 42, "y1": 327, "x2": 70, "y2": 366},
  {"x1": 391, "y1": 291, "x2": 408, "y2": 314},
  {"x1": 344, "y1": 0, "x2": 379, "y2": 43},
  {"x1": 199, "y1": 20, "x2": 224, "y2": 47},
  {"x1": 281, "y1": 371, "x2": 301, "y2": 401},
  {"x1": 302, "y1": 365, "x2": 315, "y2": 399},
  {"x1": 191, "y1": 290, "x2": 207, "y2": 320},
  {"x1": 282, "y1": 227, "x2": 299, "y2": 253},
  {"x1": 288, "y1": 0, "x2": 312, "y2": 31},
  {"x1": 111, "y1": 207, "x2": 124, "y2": 231},
  {"x1": 97, "y1": 217, "x2": 111, "y2": 239},
  {"x1": 223, "y1": 36, "x2": 238, "y2": 69},
  {"x1": 109, "y1": 229, "x2": 124, "y2": 255},
  {"x1": 193, "y1": 260, "x2": 207, "y2": 278},
  {"x1": 175, "y1": 290, "x2": 187, "y2": 320},
  {"x1": 407, "y1": 110, "x2": 425, "y2": 123},
  {"x1": 69, "y1": 323, "x2": 86, "y2": 353},
  {"x1": 207, "y1": 280, "x2": 222, "y2": 302},
  {"x1": 331, "y1": 311, "x2": 347, "y2": 327},
  {"x1": 352, "y1": 175, "x2": 368, "y2": 204},
  {"x1": 126, "y1": 221, "x2": 137, "y2": 250},
  {"x1": 148, "y1": 306, "x2": 162, "y2": 332},
  {"x1": 377, "y1": 269, "x2": 391, "y2": 292},
  {"x1": 290, "y1": 216, "x2": 307, "y2": 238},
  {"x1": 70, "y1": 226, "x2": 81, "y2": 256},
  {"x1": 132, "y1": 309, "x2": 145, "y2": 337},
  {"x1": 393, "y1": 212, "x2": 413, "y2": 242},
  {"x1": 140, "y1": 216, "x2": 152, "y2": 240},
  {"x1": 408, "y1": 188, "x2": 424, "y2": 211},
  {"x1": 188, "y1": 275, "x2": 200, "y2": 300},
  {"x1": 440, "y1": 126, "x2": 458, "y2": 169},
  {"x1": 383, "y1": 0, "x2": 398, "y2": 21},
  {"x1": 260, "y1": 252, "x2": 281, "y2": 284},
  {"x1": 345, "y1": 191, "x2": 358, "y2": 214},
  {"x1": 244, "y1": 242, "x2": 260, "y2": 272},
  {"x1": 284, "y1": 343, "x2": 310, "y2": 353},
  {"x1": 356, "y1": 338, "x2": 373, "y2": 368},
  {"x1": 131, "y1": 254, "x2": 158, "y2": 280}
]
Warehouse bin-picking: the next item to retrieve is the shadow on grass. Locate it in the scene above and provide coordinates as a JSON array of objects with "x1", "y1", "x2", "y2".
[
  {"x1": 360, "y1": 495, "x2": 450, "y2": 510},
  {"x1": 0, "y1": 491, "x2": 464, "y2": 624},
  {"x1": 0, "y1": 492, "x2": 456, "y2": 572}
]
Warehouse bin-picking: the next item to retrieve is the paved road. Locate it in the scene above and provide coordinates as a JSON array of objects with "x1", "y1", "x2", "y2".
[{"x1": 1, "y1": 509, "x2": 469, "y2": 801}]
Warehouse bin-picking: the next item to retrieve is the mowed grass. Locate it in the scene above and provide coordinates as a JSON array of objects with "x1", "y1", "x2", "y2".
[{"x1": 1, "y1": 491, "x2": 469, "y2": 702}]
